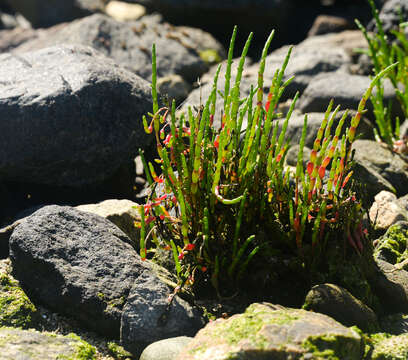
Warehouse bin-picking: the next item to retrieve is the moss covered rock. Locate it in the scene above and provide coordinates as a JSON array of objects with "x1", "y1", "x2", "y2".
[
  {"x1": 0, "y1": 327, "x2": 97, "y2": 360},
  {"x1": 370, "y1": 333, "x2": 408, "y2": 360},
  {"x1": 0, "y1": 263, "x2": 37, "y2": 328},
  {"x1": 177, "y1": 302, "x2": 363, "y2": 360},
  {"x1": 374, "y1": 222, "x2": 408, "y2": 267},
  {"x1": 303, "y1": 283, "x2": 379, "y2": 333}
]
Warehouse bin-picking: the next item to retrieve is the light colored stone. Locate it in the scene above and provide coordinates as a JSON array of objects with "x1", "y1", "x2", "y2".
[
  {"x1": 140, "y1": 336, "x2": 192, "y2": 360},
  {"x1": 105, "y1": 1, "x2": 146, "y2": 21},
  {"x1": 76, "y1": 199, "x2": 141, "y2": 243},
  {"x1": 370, "y1": 191, "x2": 408, "y2": 230}
]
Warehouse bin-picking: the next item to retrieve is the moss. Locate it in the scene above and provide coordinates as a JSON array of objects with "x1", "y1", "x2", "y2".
[
  {"x1": 302, "y1": 330, "x2": 362, "y2": 360},
  {"x1": 199, "y1": 49, "x2": 222, "y2": 65},
  {"x1": 375, "y1": 225, "x2": 408, "y2": 266},
  {"x1": 107, "y1": 341, "x2": 132, "y2": 360},
  {"x1": 0, "y1": 273, "x2": 37, "y2": 328},
  {"x1": 190, "y1": 305, "x2": 299, "y2": 356},
  {"x1": 57, "y1": 334, "x2": 97, "y2": 360},
  {"x1": 369, "y1": 333, "x2": 408, "y2": 360}
]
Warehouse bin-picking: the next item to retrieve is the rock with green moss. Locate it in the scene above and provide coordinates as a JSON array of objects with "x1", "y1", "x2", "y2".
[
  {"x1": 0, "y1": 327, "x2": 97, "y2": 360},
  {"x1": 374, "y1": 222, "x2": 408, "y2": 266},
  {"x1": 370, "y1": 333, "x2": 408, "y2": 360},
  {"x1": 303, "y1": 283, "x2": 379, "y2": 333},
  {"x1": 176, "y1": 302, "x2": 363, "y2": 360},
  {"x1": 0, "y1": 267, "x2": 37, "y2": 328}
]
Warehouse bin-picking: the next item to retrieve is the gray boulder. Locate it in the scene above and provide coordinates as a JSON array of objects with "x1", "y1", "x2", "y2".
[
  {"x1": 140, "y1": 336, "x2": 192, "y2": 360},
  {"x1": 0, "y1": 44, "x2": 152, "y2": 188},
  {"x1": 0, "y1": 327, "x2": 97, "y2": 360},
  {"x1": 9, "y1": 205, "x2": 143, "y2": 337},
  {"x1": 298, "y1": 73, "x2": 401, "y2": 120},
  {"x1": 13, "y1": 13, "x2": 224, "y2": 84},
  {"x1": 303, "y1": 283, "x2": 379, "y2": 332},
  {"x1": 5, "y1": 0, "x2": 105, "y2": 28},
  {"x1": 368, "y1": 0, "x2": 408, "y2": 35},
  {"x1": 9, "y1": 205, "x2": 204, "y2": 353},
  {"x1": 121, "y1": 273, "x2": 204, "y2": 357},
  {"x1": 352, "y1": 140, "x2": 408, "y2": 199},
  {"x1": 177, "y1": 302, "x2": 363, "y2": 360}
]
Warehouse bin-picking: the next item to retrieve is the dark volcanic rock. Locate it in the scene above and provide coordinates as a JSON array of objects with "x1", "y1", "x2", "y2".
[
  {"x1": 352, "y1": 140, "x2": 408, "y2": 200},
  {"x1": 13, "y1": 13, "x2": 223, "y2": 84},
  {"x1": 9, "y1": 205, "x2": 144, "y2": 337},
  {"x1": 9, "y1": 205, "x2": 205, "y2": 349},
  {"x1": 5, "y1": 0, "x2": 105, "y2": 28},
  {"x1": 0, "y1": 44, "x2": 152, "y2": 188},
  {"x1": 121, "y1": 273, "x2": 205, "y2": 357}
]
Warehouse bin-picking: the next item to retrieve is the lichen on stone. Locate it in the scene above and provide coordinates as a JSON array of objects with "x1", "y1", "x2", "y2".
[
  {"x1": 0, "y1": 272, "x2": 37, "y2": 328},
  {"x1": 375, "y1": 224, "x2": 408, "y2": 267}
]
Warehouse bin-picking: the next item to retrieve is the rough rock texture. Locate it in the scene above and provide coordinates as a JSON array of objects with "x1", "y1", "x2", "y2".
[
  {"x1": 9, "y1": 205, "x2": 148, "y2": 338},
  {"x1": 372, "y1": 258, "x2": 408, "y2": 314},
  {"x1": 177, "y1": 302, "x2": 363, "y2": 360},
  {"x1": 9, "y1": 205, "x2": 204, "y2": 352},
  {"x1": 298, "y1": 73, "x2": 401, "y2": 120},
  {"x1": 369, "y1": 191, "x2": 408, "y2": 230},
  {"x1": 140, "y1": 336, "x2": 192, "y2": 360},
  {"x1": 13, "y1": 13, "x2": 224, "y2": 84},
  {"x1": 303, "y1": 283, "x2": 379, "y2": 332},
  {"x1": 0, "y1": 27, "x2": 39, "y2": 53},
  {"x1": 76, "y1": 199, "x2": 141, "y2": 244},
  {"x1": 121, "y1": 273, "x2": 205, "y2": 357},
  {"x1": 368, "y1": 0, "x2": 408, "y2": 35},
  {"x1": 5, "y1": 0, "x2": 105, "y2": 28},
  {"x1": 371, "y1": 333, "x2": 408, "y2": 360},
  {"x1": 0, "y1": 44, "x2": 152, "y2": 188},
  {"x1": 0, "y1": 327, "x2": 97, "y2": 360},
  {"x1": 352, "y1": 140, "x2": 408, "y2": 200},
  {"x1": 184, "y1": 31, "x2": 352, "y2": 122}
]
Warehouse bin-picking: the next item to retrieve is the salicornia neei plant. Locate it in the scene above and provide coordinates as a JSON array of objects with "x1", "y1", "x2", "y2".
[
  {"x1": 138, "y1": 26, "x2": 396, "y2": 297},
  {"x1": 356, "y1": 0, "x2": 408, "y2": 149}
]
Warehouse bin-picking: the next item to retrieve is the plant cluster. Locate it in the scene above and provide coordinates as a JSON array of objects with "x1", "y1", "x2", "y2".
[
  {"x1": 138, "y1": 27, "x2": 395, "y2": 297},
  {"x1": 356, "y1": 0, "x2": 408, "y2": 150}
]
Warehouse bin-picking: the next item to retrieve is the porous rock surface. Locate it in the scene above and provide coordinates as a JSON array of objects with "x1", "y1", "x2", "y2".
[
  {"x1": 0, "y1": 44, "x2": 152, "y2": 188},
  {"x1": 12, "y1": 13, "x2": 224, "y2": 84},
  {"x1": 177, "y1": 302, "x2": 363, "y2": 360},
  {"x1": 121, "y1": 273, "x2": 204, "y2": 357},
  {"x1": 9, "y1": 205, "x2": 204, "y2": 349},
  {"x1": 352, "y1": 140, "x2": 408, "y2": 199},
  {"x1": 0, "y1": 327, "x2": 95, "y2": 360}
]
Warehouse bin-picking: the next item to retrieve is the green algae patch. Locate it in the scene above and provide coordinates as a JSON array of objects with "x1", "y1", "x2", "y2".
[
  {"x1": 0, "y1": 273, "x2": 37, "y2": 328},
  {"x1": 57, "y1": 333, "x2": 97, "y2": 360},
  {"x1": 302, "y1": 331, "x2": 363, "y2": 360},
  {"x1": 179, "y1": 303, "x2": 363, "y2": 360},
  {"x1": 107, "y1": 341, "x2": 132, "y2": 360},
  {"x1": 199, "y1": 49, "x2": 222, "y2": 65},
  {"x1": 370, "y1": 333, "x2": 408, "y2": 360},
  {"x1": 375, "y1": 224, "x2": 408, "y2": 266},
  {"x1": 0, "y1": 327, "x2": 97, "y2": 360}
]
